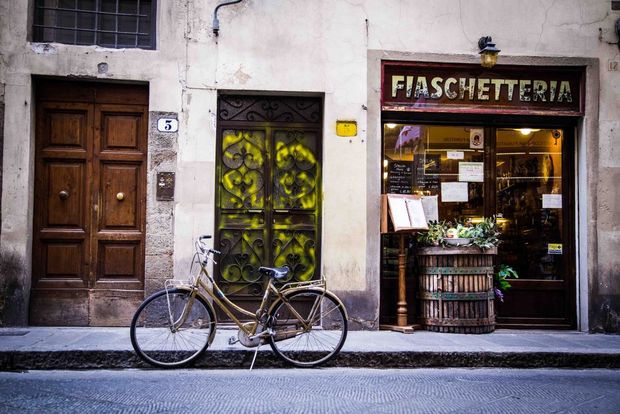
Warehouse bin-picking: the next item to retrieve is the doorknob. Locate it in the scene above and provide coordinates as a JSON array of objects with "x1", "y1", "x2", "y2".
[
  {"x1": 59, "y1": 190, "x2": 69, "y2": 200},
  {"x1": 116, "y1": 192, "x2": 125, "y2": 201}
]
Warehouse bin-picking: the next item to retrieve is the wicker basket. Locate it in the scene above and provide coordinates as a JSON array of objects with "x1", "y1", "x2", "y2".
[{"x1": 417, "y1": 246, "x2": 497, "y2": 334}]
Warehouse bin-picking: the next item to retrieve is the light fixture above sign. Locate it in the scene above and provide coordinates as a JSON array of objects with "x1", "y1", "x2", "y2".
[{"x1": 478, "y1": 36, "x2": 501, "y2": 68}]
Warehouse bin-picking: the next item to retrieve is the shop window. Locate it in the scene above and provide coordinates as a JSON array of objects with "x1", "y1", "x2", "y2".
[
  {"x1": 381, "y1": 123, "x2": 568, "y2": 282},
  {"x1": 383, "y1": 124, "x2": 485, "y2": 219},
  {"x1": 33, "y1": 0, "x2": 156, "y2": 49}
]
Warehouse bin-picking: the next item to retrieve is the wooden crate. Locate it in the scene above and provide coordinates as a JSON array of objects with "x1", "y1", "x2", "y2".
[{"x1": 417, "y1": 246, "x2": 497, "y2": 334}]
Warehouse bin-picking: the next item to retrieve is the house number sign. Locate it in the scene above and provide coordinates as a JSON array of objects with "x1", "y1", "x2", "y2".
[{"x1": 157, "y1": 118, "x2": 179, "y2": 132}]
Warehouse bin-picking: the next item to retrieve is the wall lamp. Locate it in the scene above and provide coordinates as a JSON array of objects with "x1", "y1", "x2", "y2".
[{"x1": 478, "y1": 36, "x2": 501, "y2": 68}]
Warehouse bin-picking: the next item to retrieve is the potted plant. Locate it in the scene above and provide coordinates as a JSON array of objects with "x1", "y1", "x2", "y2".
[{"x1": 494, "y1": 264, "x2": 519, "y2": 302}]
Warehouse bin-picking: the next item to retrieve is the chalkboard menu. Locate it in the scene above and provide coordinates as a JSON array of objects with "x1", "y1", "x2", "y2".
[
  {"x1": 387, "y1": 161, "x2": 413, "y2": 194},
  {"x1": 413, "y1": 154, "x2": 440, "y2": 193}
]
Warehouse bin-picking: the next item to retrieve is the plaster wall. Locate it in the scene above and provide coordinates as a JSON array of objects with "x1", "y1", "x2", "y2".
[{"x1": 0, "y1": 0, "x2": 618, "y2": 330}]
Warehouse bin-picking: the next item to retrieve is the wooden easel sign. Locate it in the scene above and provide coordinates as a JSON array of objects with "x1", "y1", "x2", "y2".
[{"x1": 379, "y1": 194, "x2": 428, "y2": 334}]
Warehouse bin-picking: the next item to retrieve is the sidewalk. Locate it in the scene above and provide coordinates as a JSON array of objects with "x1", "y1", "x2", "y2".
[{"x1": 1, "y1": 327, "x2": 619, "y2": 370}]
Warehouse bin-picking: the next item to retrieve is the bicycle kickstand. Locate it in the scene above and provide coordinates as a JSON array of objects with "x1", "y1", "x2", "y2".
[{"x1": 249, "y1": 343, "x2": 261, "y2": 371}]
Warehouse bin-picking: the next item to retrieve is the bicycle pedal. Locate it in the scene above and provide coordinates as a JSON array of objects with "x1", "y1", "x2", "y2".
[{"x1": 228, "y1": 335, "x2": 239, "y2": 345}]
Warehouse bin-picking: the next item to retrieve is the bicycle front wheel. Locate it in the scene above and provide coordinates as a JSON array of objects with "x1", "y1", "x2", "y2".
[
  {"x1": 268, "y1": 289, "x2": 347, "y2": 367},
  {"x1": 130, "y1": 288, "x2": 215, "y2": 368}
]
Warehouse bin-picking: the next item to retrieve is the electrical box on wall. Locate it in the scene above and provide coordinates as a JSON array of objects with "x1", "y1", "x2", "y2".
[{"x1": 336, "y1": 120, "x2": 357, "y2": 137}]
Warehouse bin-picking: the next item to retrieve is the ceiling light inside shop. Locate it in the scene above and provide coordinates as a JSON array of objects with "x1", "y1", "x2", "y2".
[
  {"x1": 385, "y1": 123, "x2": 398, "y2": 129},
  {"x1": 516, "y1": 128, "x2": 541, "y2": 136}
]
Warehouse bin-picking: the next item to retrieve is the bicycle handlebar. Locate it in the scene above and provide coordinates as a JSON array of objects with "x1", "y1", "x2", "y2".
[{"x1": 196, "y1": 235, "x2": 220, "y2": 257}]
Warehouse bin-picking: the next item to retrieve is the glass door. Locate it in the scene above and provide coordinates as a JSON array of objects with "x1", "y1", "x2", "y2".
[{"x1": 495, "y1": 128, "x2": 574, "y2": 328}]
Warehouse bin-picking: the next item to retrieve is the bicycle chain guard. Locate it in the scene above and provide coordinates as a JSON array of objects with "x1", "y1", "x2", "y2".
[{"x1": 238, "y1": 322, "x2": 264, "y2": 348}]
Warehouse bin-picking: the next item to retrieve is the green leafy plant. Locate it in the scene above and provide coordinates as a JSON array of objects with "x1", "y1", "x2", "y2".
[
  {"x1": 416, "y1": 216, "x2": 501, "y2": 249},
  {"x1": 416, "y1": 220, "x2": 445, "y2": 246},
  {"x1": 470, "y1": 216, "x2": 501, "y2": 249},
  {"x1": 494, "y1": 264, "x2": 519, "y2": 302}
]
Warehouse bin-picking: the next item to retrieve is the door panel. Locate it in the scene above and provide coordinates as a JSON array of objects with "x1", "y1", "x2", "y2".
[
  {"x1": 100, "y1": 164, "x2": 140, "y2": 228},
  {"x1": 32, "y1": 81, "x2": 148, "y2": 326},
  {"x1": 97, "y1": 241, "x2": 140, "y2": 280},
  {"x1": 47, "y1": 111, "x2": 87, "y2": 148},
  {"x1": 42, "y1": 241, "x2": 84, "y2": 280},
  {"x1": 99, "y1": 106, "x2": 145, "y2": 152},
  {"x1": 46, "y1": 162, "x2": 85, "y2": 227}
]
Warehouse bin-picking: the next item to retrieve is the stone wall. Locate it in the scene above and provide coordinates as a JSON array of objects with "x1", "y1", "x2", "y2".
[{"x1": 145, "y1": 112, "x2": 178, "y2": 296}]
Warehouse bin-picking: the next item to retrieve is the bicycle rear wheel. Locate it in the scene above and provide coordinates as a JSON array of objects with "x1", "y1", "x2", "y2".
[
  {"x1": 130, "y1": 288, "x2": 215, "y2": 368},
  {"x1": 268, "y1": 289, "x2": 347, "y2": 367}
]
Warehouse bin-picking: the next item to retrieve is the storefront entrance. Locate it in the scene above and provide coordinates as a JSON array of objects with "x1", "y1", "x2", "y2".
[
  {"x1": 30, "y1": 80, "x2": 148, "y2": 326},
  {"x1": 215, "y1": 95, "x2": 323, "y2": 318},
  {"x1": 381, "y1": 123, "x2": 576, "y2": 328},
  {"x1": 379, "y1": 62, "x2": 583, "y2": 329}
]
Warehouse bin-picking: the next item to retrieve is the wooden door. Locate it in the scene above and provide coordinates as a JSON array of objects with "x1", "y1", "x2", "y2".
[
  {"x1": 31, "y1": 81, "x2": 148, "y2": 326},
  {"x1": 215, "y1": 95, "x2": 322, "y2": 318}
]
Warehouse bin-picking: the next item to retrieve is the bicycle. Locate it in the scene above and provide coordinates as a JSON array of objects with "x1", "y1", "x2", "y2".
[{"x1": 130, "y1": 235, "x2": 348, "y2": 369}]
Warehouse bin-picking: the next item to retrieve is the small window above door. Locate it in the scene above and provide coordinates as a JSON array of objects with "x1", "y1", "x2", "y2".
[{"x1": 33, "y1": 0, "x2": 156, "y2": 49}]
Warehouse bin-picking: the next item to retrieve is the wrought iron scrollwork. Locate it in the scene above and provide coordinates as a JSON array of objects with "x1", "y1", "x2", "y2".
[
  {"x1": 273, "y1": 130, "x2": 318, "y2": 210},
  {"x1": 220, "y1": 130, "x2": 265, "y2": 209},
  {"x1": 272, "y1": 230, "x2": 316, "y2": 282},
  {"x1": 219, "y1": 96, "x2": 321, "y2": 123},
  {"x1": 218, "y1": 229, "x2": 265, "y2": 294}
]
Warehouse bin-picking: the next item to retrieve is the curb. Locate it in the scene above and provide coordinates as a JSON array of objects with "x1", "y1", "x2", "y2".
[{"x1": 2, "y1": 350, "x2": 619, "y2": 370}]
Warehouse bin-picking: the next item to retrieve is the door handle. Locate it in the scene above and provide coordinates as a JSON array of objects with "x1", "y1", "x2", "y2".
[
  {"x1": 59, "y1": 190, "x2": 69, "y2": 200},
  {"x1": 274, "y1": 209, "x2": 290, "y2": 213},
  {"x1": 247, "y1": 209, "x2": 262, "y2": 213},
  {"x1": 116, "y1": 192, "x2": 125, "y2": 201}
]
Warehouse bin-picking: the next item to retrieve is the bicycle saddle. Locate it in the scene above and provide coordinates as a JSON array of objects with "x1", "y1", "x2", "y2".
[{"x1": 257, "y1": 266, "x2": 290, "y2": 280}]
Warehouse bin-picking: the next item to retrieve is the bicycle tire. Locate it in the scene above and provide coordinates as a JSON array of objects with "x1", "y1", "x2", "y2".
[
  {"x1": 130, "y1": 288, "x2": 216, "y2": 368},
  {"x1": 268, "y1": 289, "x2": 348, "y2": 368}
]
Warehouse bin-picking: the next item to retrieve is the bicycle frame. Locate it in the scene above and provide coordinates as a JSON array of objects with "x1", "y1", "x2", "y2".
[{"x1": 169, "y1": 250, "x2": 328, "y2": 341}]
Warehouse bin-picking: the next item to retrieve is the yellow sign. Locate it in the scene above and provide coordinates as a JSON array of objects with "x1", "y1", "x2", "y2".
[
  {"x1": 548, "y1": 243, "x2": 563, "y2": 255},
  {"x1": 336, "y1": 120, "x2": 357, "y2": 137}
]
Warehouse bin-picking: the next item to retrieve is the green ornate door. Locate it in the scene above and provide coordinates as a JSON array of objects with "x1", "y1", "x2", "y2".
[{"x1": 215, "y1": 95, "x2": 322, "y2": 313}]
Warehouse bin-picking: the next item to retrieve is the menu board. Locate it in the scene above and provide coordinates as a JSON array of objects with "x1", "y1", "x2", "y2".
[
  {"x1": 413, "y1": 154, "x2": 440, "y2": 193},
  {"x1": 386, "y1": 194, "x2": 428, "y2": 232},
  {"x1": 387, "y1": 161, "x2": 412, "y2": 194}
]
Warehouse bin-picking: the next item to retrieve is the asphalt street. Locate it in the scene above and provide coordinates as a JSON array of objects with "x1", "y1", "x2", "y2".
[{"x1": 0, "y1": 368, "x2": 619, "y2": 413}]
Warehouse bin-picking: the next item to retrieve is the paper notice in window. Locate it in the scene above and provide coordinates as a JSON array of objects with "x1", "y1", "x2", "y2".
[
  {"x1": 542, "y1": 194, "x2": 562, "y2": 209},
  {"x1": 458, "y1": 162, "x2": 484, "y2": 182},
  {"x1": 421, "y1": 195, "x2": 439, "y2": 222},
  {"x1": 447, "y1": 151, "x2": 464, "y2": 160},
  {"x1": 441, "y1": 182, "x2": 468, "y2": 202}
]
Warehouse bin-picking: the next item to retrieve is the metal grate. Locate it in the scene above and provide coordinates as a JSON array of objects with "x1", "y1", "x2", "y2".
[{"x1": 33, "y1": 0, "x2": 156, "y2": 49}]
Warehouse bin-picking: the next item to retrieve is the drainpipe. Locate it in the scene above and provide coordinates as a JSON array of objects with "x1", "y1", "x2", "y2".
[{"x1": 213, "y1": 0, "x2": 245, "y2": 37}]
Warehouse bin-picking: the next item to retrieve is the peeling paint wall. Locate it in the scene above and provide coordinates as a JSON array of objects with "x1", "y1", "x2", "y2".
[{"x1": 0, "y1": 0, "x2": 619, "y2": 331}]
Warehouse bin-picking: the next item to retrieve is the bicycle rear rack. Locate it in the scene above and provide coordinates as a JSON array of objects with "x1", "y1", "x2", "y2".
[{"x1": 280, "y1": 277, "x2": 326, "y2": 291}]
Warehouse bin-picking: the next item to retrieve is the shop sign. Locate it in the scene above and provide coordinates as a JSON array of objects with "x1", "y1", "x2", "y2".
[{"x1": 382, "y1": 62, "x2": 583, "y2": 116}]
